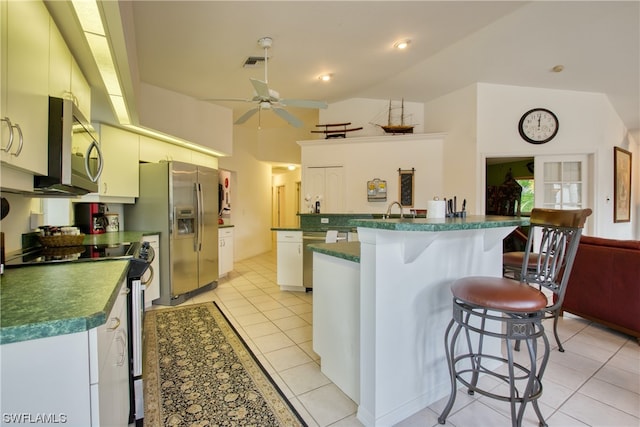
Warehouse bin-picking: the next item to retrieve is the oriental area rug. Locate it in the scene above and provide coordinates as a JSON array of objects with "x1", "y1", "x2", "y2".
[{"x1": 144, "y1": 302, "x2": 307, "y2": 426}]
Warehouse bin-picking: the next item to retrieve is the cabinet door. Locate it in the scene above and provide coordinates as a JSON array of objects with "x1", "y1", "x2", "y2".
[
  {"x1": 49, "y1": 16, "x2": 72, "y2": 100},
  {"x1": 1, "y1": 0, "x2": 49, "y2": 175},
  {"x1": 98, "y1": 124, "x2": 140, "y2": 197},
  {"x1": 276, "y1": 232, "x2": 303, "y2": 289},
  {"x1": 324, "y1": 167, "x2": 345, "y2": 213},
  {"x1": 96, "y1": 290, "x2": 130, "y2": 427},
  {"x1": 219, "y1": 228, "x2": 234, "y2": 277},
  {"x1": 277, "y1": 242, "x2": 303, "y2": 288},
  {"x1": 71, "y1": 58, "x2": 91, "y2": 119},
  {"x1": 303, "y1": 166, "x2": 345, "y2": 213}
]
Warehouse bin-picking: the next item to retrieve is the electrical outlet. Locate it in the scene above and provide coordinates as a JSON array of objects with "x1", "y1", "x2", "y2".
[{"x1": 321, "y1": 218, "x2": 329, "y2": 224}]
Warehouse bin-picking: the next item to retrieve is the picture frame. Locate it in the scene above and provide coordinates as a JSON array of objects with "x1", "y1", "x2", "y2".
[
  {"x1": 613, "y1": 146, "x2": 632, "y2": 223},
  {"x1": 398, "y1": 168, "x2": 415, "y2": 207}
]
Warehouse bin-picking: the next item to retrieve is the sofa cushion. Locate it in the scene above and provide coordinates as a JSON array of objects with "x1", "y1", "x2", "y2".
[
  {"x1": 562, "y1": 235, "x2": 640, "y2": 338},
  {"x1": 579, "y1": 235, "x2": 640, "y2": 250}
]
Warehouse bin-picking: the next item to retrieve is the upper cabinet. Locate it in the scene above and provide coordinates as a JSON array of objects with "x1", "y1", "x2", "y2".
[
  {"x1": 49, "y1": 15, "x2": 91, "y2": 120},
  {"x1": 95, "y1": 124, "x2": 139, "y2": 199},
  {"x1": 0, "y1": 0, "x2": 49, "y2": 176}
]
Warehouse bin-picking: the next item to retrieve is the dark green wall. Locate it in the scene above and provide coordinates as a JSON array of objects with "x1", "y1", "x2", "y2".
[{"x1": 486, "y1": 159, "x2": 533, "y2": 186}]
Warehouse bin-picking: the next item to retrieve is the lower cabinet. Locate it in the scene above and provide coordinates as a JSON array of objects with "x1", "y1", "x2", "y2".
[
  {"x1": 0, "y1": 282, "x2": 130, "y2": 426},
  {"x1": 276, "y1": 230, "x2": 303, "y2": 291},
  {"x1": 219, "y1": 227, "x2": 234, "y2": 278}
]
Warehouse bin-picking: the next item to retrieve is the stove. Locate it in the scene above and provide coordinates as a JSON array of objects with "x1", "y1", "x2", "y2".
[{"x1": 4, "y1": 242, "x2": 137, "y2": 267}]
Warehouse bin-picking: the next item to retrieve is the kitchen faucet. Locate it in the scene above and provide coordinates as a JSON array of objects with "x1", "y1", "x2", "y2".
[{"x1": 385, "y1": 201, "x2": 404, "y2": 219}]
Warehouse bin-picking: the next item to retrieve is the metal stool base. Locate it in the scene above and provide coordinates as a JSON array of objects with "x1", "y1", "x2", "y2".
[{"x1": 438, "y1": 300, "x2": 550, "y2": 427}]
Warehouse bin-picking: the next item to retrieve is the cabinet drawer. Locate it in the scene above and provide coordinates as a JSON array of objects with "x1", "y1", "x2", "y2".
[
  {"x1": 90, "y1": 282, "x2": 128, "y2": 384},
  {"x1": 219, "y1": 228, "x2": 234, "y2": 238},
  {"x1": 277, "y1": 230, "x2": 302, "y2": 243}
]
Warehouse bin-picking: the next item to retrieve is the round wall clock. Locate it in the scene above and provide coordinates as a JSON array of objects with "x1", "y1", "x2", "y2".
[{"x1": 518, "y1": 108, "x2": 559, "y2": 144}]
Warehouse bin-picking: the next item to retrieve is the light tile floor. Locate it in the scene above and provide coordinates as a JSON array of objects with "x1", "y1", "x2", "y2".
[{"x1": 150, "y1": 251, "x2": 640, "y2": 427}]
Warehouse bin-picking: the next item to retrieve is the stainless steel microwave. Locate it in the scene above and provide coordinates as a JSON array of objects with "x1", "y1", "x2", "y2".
[{"x1": 34, "y1": 97, "x2": 104, "y2": 196}]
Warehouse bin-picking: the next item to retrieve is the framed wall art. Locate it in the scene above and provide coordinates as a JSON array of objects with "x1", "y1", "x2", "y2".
[
  {"x1": 398, "y1": 168, "x2": 415, "y2": 207},
  {"x1": 613, "y1": 146, "x2": 632, "y2": 223}
]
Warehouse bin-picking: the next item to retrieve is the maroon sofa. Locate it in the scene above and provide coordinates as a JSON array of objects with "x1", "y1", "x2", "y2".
[{"x1": 561, "y1": 235, "x2": 640, "y2": 340}]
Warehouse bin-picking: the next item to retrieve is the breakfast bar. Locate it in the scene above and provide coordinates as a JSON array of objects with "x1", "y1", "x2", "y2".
[{"x1": 310, "y1": 215, "x2": 528, "y2": 426}]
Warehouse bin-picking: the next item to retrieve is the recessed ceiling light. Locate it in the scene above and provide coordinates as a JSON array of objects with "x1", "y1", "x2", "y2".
[
  {"x1": 319, "y1": 73, "x2": 333, "y2": 82},
  {"x1": 394, "y1": 39, "x2": 411, "y2": 50},
  {"x1": 552, "y1": 64, "x2": 565, "y2": 73}
]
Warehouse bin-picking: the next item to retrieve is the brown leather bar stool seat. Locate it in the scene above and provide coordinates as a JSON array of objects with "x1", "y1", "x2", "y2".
[
  {"x1": 438, "y1": 208, "x2": 592, "y2": 427},
  {"x1": 453, "y1": 276, "x2": 548, "y2": 312}
]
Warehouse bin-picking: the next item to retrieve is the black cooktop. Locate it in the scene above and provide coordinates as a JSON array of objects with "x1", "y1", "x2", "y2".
[{"x1": 5, "y1": 242, "x2": 138, "y2": 267}]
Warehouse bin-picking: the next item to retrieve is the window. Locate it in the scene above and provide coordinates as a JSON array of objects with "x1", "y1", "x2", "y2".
[{"x1": 515, "y1": 179, "x2": 534, "y2": 214}]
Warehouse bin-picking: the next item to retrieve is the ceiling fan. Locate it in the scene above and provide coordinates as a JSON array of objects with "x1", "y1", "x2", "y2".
[{"x1": 206, "y1": 37, "x2": 327, "y2": 128}]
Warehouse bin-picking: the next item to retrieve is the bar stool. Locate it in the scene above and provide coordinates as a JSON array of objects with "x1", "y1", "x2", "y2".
[{"x1": 438, "y1": 208, "x2": 591, "y2": 427}]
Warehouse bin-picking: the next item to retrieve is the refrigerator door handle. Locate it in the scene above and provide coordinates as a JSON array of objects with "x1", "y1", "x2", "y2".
[
  {"x1": 196, "y1": 182, "x2": 204, "y2": 252},
  {"x1": 193, "y1": 183, "x2": 199, "y2": 252}
]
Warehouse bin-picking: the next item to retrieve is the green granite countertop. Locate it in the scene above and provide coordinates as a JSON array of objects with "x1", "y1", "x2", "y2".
[
  {"x1": 308, "y1": 242, "x2": 360, "y2": 263},
  {"x1": 350, "y1": 215, "x2": 529, "y2": 231},
  {"x1": 0, "y1": 260, "x2": 130, "y2": 345}
]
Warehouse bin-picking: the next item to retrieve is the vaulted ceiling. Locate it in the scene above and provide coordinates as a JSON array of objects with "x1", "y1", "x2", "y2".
[{"x1": 49, "y1": 1, "x2": 639, "y2": 133}]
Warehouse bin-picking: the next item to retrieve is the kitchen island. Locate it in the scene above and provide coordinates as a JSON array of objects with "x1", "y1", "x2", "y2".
[{"x1": 309, "y1": 215, "x2": 528, "y2": 426}]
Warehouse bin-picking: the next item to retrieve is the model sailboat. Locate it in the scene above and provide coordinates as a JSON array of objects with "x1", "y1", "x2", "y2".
[{"x1": 374, "y1": 99, "x2": 414, "y2": 134}]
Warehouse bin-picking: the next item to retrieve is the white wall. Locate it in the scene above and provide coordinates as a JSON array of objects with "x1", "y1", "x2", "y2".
[
  {"x1": 423, "y1": 85, "x2": 478, "y2": 212},
  {"x1": 272, "y1": 168, "x2": 301, "y2": 228},
  {"x1": 299, "y1": 134, "x2": 445, "y2": 213},
  {"x1": 138, "y1": 82, "x2": 233, "y2": 155},
  {"x1": 319, "y1": 98, "x2": 424, "y2": 138},
  {"x1": 218, "y1": 126, "x2": 274, "y2": 261},
  {"x1": 422, "y1": 82, "x2": 637, "y2": 239},
  {"x1": 472, "y1": 83, "x2": 634, "y2": 238}
]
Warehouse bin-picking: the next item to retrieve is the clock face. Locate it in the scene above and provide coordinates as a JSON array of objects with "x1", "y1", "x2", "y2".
[{"x1": 518, "y1": 108, "x2": 559, "y2": 144}]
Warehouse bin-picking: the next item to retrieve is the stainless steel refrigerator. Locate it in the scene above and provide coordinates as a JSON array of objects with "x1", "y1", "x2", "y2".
[{"x1": 125, "y1": 161, "x2": 218, "y2": 305}]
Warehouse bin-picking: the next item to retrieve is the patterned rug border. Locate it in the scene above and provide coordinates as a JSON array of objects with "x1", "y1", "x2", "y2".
[{"x1": 143, "y1": 301, "x2": 308, "y2": 426}]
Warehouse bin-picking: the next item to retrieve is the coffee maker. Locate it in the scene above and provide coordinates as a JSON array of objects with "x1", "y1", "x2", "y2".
[{"x1": 74, "y1": 203, "x2": 108, "y2": 234}]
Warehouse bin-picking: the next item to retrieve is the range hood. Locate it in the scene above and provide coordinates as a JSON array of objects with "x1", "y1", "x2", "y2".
[{"x1": 33, "y1": 97, "x2": 104, "y2": 197}]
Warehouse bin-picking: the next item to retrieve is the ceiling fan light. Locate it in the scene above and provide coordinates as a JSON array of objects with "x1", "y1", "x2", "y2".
[{"x1": 394, "y1": 39, "x2": 411, "y2": 50}]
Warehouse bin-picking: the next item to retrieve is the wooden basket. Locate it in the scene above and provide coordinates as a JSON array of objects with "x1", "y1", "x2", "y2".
[{"x1": 38, "y1": 234, "x2": 86, "y2": 248}]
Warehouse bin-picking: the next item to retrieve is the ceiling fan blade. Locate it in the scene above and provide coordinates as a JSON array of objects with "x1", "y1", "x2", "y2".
[
  {"x1": 250, "y1": 78, "x2": 271, "y2": 99},
  {"x1": 272, "y1": 108, "x2": 303, "y2": 128},
  {"x1": 202, "y1": 97, "x2": 253, "y2": 103},
  {"x1": 235, "y1": 108, "x2": 259, "y2": 124},
  {"x1": 280, "y1": 99, "x2": 328, "y2": 109}
]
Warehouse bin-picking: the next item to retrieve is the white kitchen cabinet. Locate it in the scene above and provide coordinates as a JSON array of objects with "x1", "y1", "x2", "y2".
[
  {"x1": 276, "y1": 230, "x2": 303, "y2": 291},
  {"x1": 219, "y1": 227, "x2": 234, "y2": 277},
  {"x1": 96, "y1": 124, "x2": 140, "y2": 198},
  {"x1": 0, "y1": 0, "x2": 49, "y2": 176},
  {"x1": 303, "y1": 166, "x2": 345, "y2": 213},
  {"x1": 139, "y1": 135, "x2": 192, "y2": 163},
  {"x1": 0, "y1": 282, "x2": 130, "y2": 426},
  {"x1": 142, "y1": 234, "x2": 161, "y2": 308},
  {"x1": 48, "y1": 15, "x2": 71, "y2": 100},
  {"x1": 70, "y1": 58, "x2": 91, "y2": 120},
  {"x1": 49, "y1": 15, "x2": 91, "y2": 120},
  {"x1": 93, "y1": 283, "x2": 130, "y2": 426}
]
